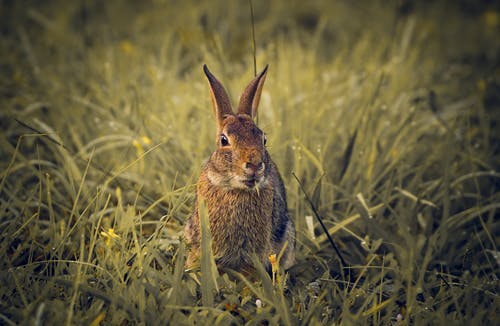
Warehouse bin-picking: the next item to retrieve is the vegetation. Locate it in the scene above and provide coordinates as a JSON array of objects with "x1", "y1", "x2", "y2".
[{"x1": 1, "y1": 0, "x2": 499, "y2": 324}]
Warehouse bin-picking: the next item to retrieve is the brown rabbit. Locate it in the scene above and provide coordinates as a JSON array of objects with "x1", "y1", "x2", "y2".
[{"x1": 184, "y1": 64, "x2": 295, "y2": 273}]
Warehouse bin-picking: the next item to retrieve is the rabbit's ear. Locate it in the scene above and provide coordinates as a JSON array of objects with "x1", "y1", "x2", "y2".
[
  {"x1": 237, "y1": 65, "x2": 268, "y2": 119},
  {"x1": 203, "y1": 65, "x2": 234, "y2": 125}
]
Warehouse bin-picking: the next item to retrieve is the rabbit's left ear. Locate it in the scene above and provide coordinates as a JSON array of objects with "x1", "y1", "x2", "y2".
[
  {"x1": 237, "y1": 65, "x2": 268, "y2": 119},
  {"x1": 204, "y1": 65, "x2": 234, "y2": 126}
]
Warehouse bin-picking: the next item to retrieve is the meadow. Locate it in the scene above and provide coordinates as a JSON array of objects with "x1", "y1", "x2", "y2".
[{"x1": 1, "y1": 0, "x2": 499, "y2": 324}]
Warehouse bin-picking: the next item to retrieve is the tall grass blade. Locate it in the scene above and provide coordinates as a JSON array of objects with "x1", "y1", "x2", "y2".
[{"x1": 199, "y1": 200, "x2": 219, "y2": 307}]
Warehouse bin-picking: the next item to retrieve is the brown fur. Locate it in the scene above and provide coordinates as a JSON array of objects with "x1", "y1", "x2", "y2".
[{"x1": 184, "y1": 65, "x2": 295, "y2": 272}]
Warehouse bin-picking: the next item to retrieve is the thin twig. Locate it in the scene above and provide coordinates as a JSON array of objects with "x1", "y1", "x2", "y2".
[
  {"x1": 248, "y1": 0, "x2": 257, "y2": 77},
  {"x1": 292, "y1": 172, "x2": 347, "y2": 268}
]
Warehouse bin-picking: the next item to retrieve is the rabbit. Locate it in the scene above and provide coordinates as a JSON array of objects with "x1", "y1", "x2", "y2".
[{"x1": 184, "y1": 64, "x2": 295, "y2": 274}]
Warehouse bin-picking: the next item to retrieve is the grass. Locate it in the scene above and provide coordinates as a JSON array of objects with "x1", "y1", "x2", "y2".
[{"x1": 1, "y1": 0, "x2": 499, "y2": 324}]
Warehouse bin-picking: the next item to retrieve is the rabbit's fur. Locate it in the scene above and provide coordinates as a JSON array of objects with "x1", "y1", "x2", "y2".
[{"x1": 184, "y1": 65, "x2": 295, "y2": 273}]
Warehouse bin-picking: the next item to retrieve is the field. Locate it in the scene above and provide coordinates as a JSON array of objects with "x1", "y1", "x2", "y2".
[{"x1": 1, "y1": 0, "x2": 499, "y2": 324}]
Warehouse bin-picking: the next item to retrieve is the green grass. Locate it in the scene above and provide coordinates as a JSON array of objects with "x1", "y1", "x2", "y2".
[{"x1": 1, "y1": 0, "x2": 499, "y2": 324}]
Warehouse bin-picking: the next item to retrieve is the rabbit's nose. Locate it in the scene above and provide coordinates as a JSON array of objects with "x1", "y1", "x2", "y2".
[{"x1": 244, "y1": 161, "x2": 265, "y2": 175}]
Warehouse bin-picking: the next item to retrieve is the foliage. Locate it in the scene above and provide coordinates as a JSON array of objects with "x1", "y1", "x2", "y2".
[{"x1": 1, "y1": 0, "x2": 499, "y2": 324}]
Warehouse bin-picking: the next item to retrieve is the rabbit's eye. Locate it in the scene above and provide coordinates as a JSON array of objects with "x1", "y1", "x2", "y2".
[
  {"x1": 263, "y1": 134, "x2": 267, "y2": 146},
  {"x1": 220, "y1": 134, "x2": 229, "y2": 146}
]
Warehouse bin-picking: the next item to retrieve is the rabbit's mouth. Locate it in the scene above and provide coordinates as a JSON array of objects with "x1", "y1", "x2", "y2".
[
  {"x1": 240, "y1": 175, "x2": 266, "y2": 190},
  {"x1": 242, "y1": 178, "x2": 257, "y2": 188}
]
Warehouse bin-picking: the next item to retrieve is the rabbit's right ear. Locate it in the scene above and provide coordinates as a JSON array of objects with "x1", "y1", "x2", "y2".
[
  {"x1": 237, "y1": 65, "x2": 268, "y2": 119},
  {"x1": 203, "y1": 65, "x2": 233, "y2": 126}
]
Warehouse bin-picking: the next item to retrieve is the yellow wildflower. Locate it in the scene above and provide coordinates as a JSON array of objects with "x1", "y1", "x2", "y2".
[
  {"x1": 132, "y1": 139, "x2": 143, "y2": 157},
  {"x1": 484, "y1": 11, "x2": 499, "y2": 28},
  {"x1": 120, "y1": 40, "x2": 135, "y2": 54},
  {"x1": 141, "y1": 136, "x2": 152, "y2": 145},
  {"x1": 269, "y1": 253, "x2": 277, "y2": 284},
  {"x1": 101, "y1": 228, "x2": 120, "y2": 247}
]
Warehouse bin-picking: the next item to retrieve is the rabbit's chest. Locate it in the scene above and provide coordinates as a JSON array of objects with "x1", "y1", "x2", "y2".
[{"x1": 207, "y1": 188, "x2": 274, "y2": 255}]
